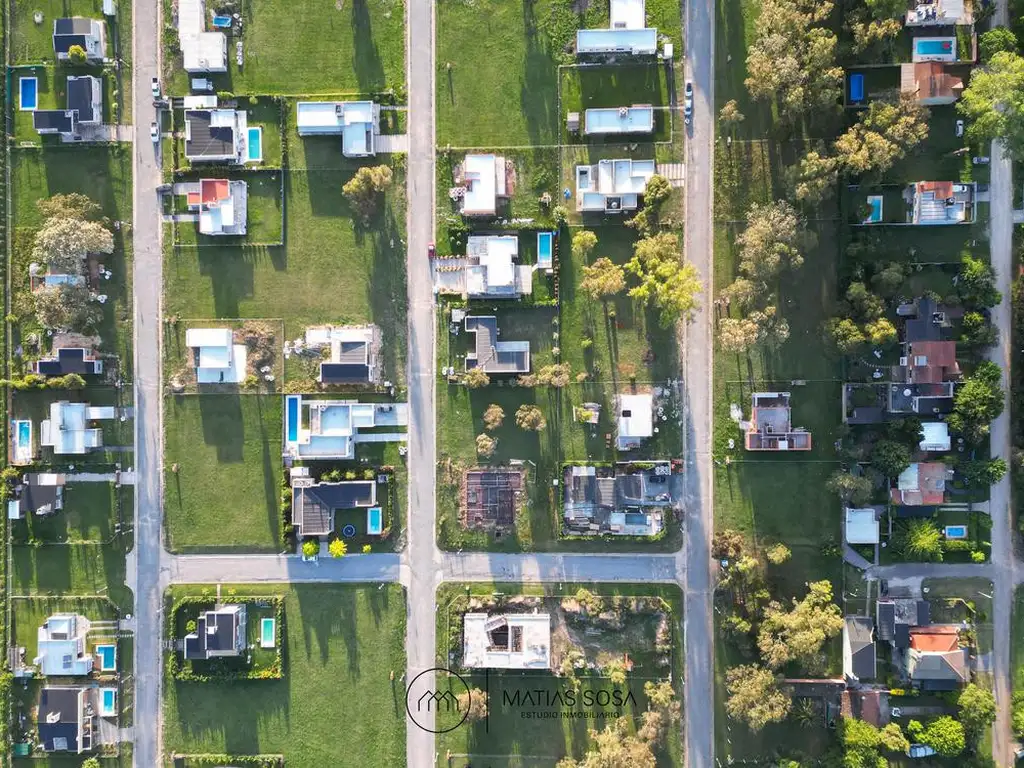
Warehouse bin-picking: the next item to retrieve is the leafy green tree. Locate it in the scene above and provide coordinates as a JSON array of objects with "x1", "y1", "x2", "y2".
[
  {"x1": 580, "y1": 718, "x2": 656, "y2": 768},
  {"x1": 736, "y1": 201, "x2": 807, "y2": 283},
  {"x1": 834, "y1": 96, "x2": 930, "y2": 176},
  {"x1": 979, "y1": 27, "x2": 1018, "y2": 62},
  {"x1": 81, "y1": 759, "x2": 102, "y2": 768},
  {"x1": 462, "y1": 367, "x2": 490, "y2": 389},
  {"x1": 758, "y1": 580, "x2": 843, "y2": 669},
  {"x1": 515, "y1": 404, "x2": 546, "y2": 431},
  {"x1": 33, "y1": 216, "x2": 114, "y2": 276},
  {"x1": 643, "y1": 175, "x2": 671, "y2": 210},
  {"x1": 765, "y1": 543, "x2": 791, "y2": 565},
  {"x1": 328, "y1": 538, "x2": 347, "y2": 558},
  {"x1": 844, "y1": 282, "x2": 884, "y2": 322},
  {"x1": 301, "y1": 539, "x2": 320, "y2": 557},
  {"x1": 827, "y1": 317, "x2": 867, "y2": 354},
  {"x1": 720, "y1": 99, "x2": 745, "y2": 126},
  {"x1": 959, "y1": 457, "x2": 1008, "y2": 488},
  {"x1": 827, "y1": 470, "x2": 873, "y2": 506},
  {"x1": 725, "y1": 664, "x2": 792, "y2": 731},
  {"x1": 865, "y1": 317, "x2": 897, "y2": 346},
  {"x1": 580, "y1": 257, "x2": 626, "y2": 300},
  {"x1": 793, "y1": 149, "x2": 839, "y2": 204},
  {"x1": 625, "y1": 232, "x2": 702, "y2": 327},
  {"x1": 604, "y1": 657, "x2": 628, "y2": 685},
  {"x1": 870, "y1": 439, "x2": 911, "y2": 477},
  {"x1": 906, "y1": 519, "x2": 943, "y2": 561},
  {"x1": 571, "y1": 230, "x2": 598, "y2": 261},
  {"x1": 37, "y1": 193, "x2": 102, "y2": 221},
  {"x1": 958, "y1": 683, "x2": 997, "y2": 736},
  {"x1": 456, "y1": 688, "x2": 488, "y2": 722},
  {"x1": 949, "y1": 361, "x2": 1004, "y2": 443},
  {"x1": 919, "y1": 716, "x2": 966, "y2": 756},
  {"x1": 67, "y1": 44, "x2": 87, "y2": 64},
  {"x1": 342, "y1": 165, "x2": 394, "y2": 221},
  {"x1": 872, "y1": 261, "x2": 908, "y2": 296},
  {"x1": 959, "y1": 254, "x2": 1001, "y2": 308},
  {"x1": 959, "y1": 51, "x2": 1024, "y2": 157},
  {"x1": 33, "y1": 283, "x2": 101, "y2": 332},
  {"x1": 960, "y1": 311, "x2": 999, "y2": 348}
]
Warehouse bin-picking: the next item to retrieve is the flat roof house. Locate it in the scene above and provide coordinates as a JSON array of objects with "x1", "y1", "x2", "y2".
[
  {"x1": 35, "y1": 614, "x2": 93, "y2": 676},
  {"x1": 577, "y1": 0, "x2": 658, "y2": 56},
  {"x1": 186, "y1": 179, "x2": 248, "y2": 236},
  {"x1": 900, "y1": 62, "x2": 964, "y2": 105},
  {"x1": 584, "y1": 105, "x2": 655, "y2": 135},
  {"x1": 919, "y1": 422, "x2": 951, "y2": 452},
  {"x1": 563, "y1": 463, "x2": 669, "y2": 536},
  {"x1": 907, "y1": 181, "x2": 976, "y2": 225},
  {"x1": 305, "y1": 325, "x2": 382, "y2": 385},
  {"x1": 184, "y1": 107, "x2": 247, "y2": 163},
  {"x1": 576, "y1": 158, "x2": 656, "y2": 213},
  {"x1": 845, "y1": 507, "x2": 880, "y2": 545},
  {"x1": 185, "y1": 327, "x2": 247, "y2": 384},
  {"x1": 31, "y1": 347, "x2": 103, "y2": 377},
  {"x1": 463, "y1": 613, "x2": 551, "y2": 669},
  {"x1": 38, "y1": 686, "x2": 94, "y2": 753},
  {"x1": 53, "y1": 18, "x2": 105, "y2": 62},
  {"x1": 891, "y1": 462, "x2": 949, "y2": 506},
  {"x1": 183, "y1": 604, "x2": 246, "y2": 660},
  {"x1": 284, "y1": 395, "x2": 409, "y2": 460},
  {"x1": 33, "y1": 75, "x2": 102, "y2": 139},
  {"x1": 616, "y1": 393, "x2": 653, "y2": 450},
  {"x1": 177, "y1": 0, "x2": 227, "y2": 72},
  {"x1": 295, "y1": 101, "x2": 380, "y2": 156},
  {"x1": 291, "y1": 477, "x2": 376, "y2": 538},
  {"x1": 465, "y1": 236, "x2": 533, "y2": 298},
  {"x1": 843, "y1": 616, "x2": 876, "y2": 682},
  {"x1": 17, "y1": 473, "x2": 66, "y2": 517},
  {"x1": 744, "y1": 392, "x2": 812, "y2": 451},
  {"x1": 40, "y1": 401, "x2": 117, "y2": 456},
  {"x1": 877, "y1": 597, "x2": 930, "y2": 649},
  {"x1": 464, "y1": 315, "x2": 531, "y2": 374},
  {"x1": 456, "y1": 154, "x2": 512, "y2": 217},
  {"x1": 906, "y1": 0, "x2": 972, "y2": 25}
]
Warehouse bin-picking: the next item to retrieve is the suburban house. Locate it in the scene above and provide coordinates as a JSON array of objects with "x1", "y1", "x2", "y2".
[
  {"x1": 183, "y1": 604, "x2": 247, "y2": 660},
  {"x1": 185, "y1": 327, "x2": 247, "y2": 384},
  {"x1": 844, "y1": 507, "x2": 880, "y2": 545},
  {"x1": 40, "y1": 401, "x2": 117, "y2": 456},
  {"x1": 305, "y1": 325, "x2": 382, "y2": 385},
  {"x1": 455, "y1": 154, "x2": 513, "y2": 216},
  {"x1": 581, "y1": 105, "x2": 655, "y2": 135},
  {"x1": 891, "y1": 462, "x2": 949, "y2": 506},
  {"x1": 35, "y1": 614, "x2": 93, "y2": 676},
  {"x1": 465, "y1": 236, "x2": 533, "y2": 298},
  {"x1": 877, "y1": 596, "x2": 931, "y2": 650},
  {"x1": 843, "y1": 616, "x2": 876, "y2": 682},
  {"x1": 284, "y1": 395, "x2": 408, "y2": 460},
  {"x1": 185, "y1": 178, "x2": 248, "y2": 236},
  {"x1": 894, "y1": 340, "x2": 960, "y2": 389},
  {"x1": 52, "y1": 18, "x2": 105, "y2": 62},
  {"x1": 464, "y1": 315, "x2": 531, "y2": 375},
  {"x1": 888, "y1": 296, "x2": 959, "y2": 415},
  {"x1": 38, "y1": 686, "x2": 95, "y2": 753},
  {"x1": 900, "y1": 62, "x2": 963, "y2": 105},
  {"x1": 840, "y1": 689, "x2": 888, "y2": 728},
  {"x1": 562, "y1": 463, "x2": 671, "y2": 536},
  {"x1": 184, "y1": 103, "x2": 247, "y2": 163},
  {"x1": 907, "y1": 626, "x2": 969, "y2": 690},
  {"x1": 462, "y1": 468, "x2": 526, "y2": 530},
  {"x1": 290, "y1": 477, "x2": 376, "y2": 538},
  {"x1": 177, "y1": 0, "x2": 227, "y2": 72},
  {"x1": 576, "y1": 0, "x2": 658, "y2": 56},
  {"x1": 906, "y1": 0, "x2": 972, "y2": 25},
  {"x1": 33, "y1": 75, "x2": 102, "y2": 139},
  {"x1": 576, "y1": 158, "x2": 656, "y2": 213},
  {"x1": 616, "y1": 393, "x2": 654, "y2": 450},
  {"x1": 907, "y1": 181, "x2": 977, "y2": 225},
  {"x1": 16, "y1": 473, "x2": 66, "y2": 517},
  {"x1": 295, "y1": 101, "x2": 380, "y2": 156},
  {"x1": 744, "y1": 392, "x2": 812, "y2": 451},
  {"x1": 31, "y1": 347, "x2": 103, "y2": 377},
  {"x1": 919, "y1": 422, "x2": 951, "y2": 452},
  {"x1": 463, "y1": 612, "x2": 551, "y2": 669}
]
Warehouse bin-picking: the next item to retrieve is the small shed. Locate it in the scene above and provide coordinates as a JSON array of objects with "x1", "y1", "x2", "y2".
[{"x1": 567, "y1": 112, "x2": 580, "y2": 134}]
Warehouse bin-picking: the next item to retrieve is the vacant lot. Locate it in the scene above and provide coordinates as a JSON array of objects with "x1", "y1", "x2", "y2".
[
  {"x1": 163, "y1": 584, "x2": 406, "y2": 767},
  {"x1": 11, "y1": 538, "x2": 131, "y2": 609},
  {"x1": 164, "y1": 394, "x2": 283, "y2": 552}
]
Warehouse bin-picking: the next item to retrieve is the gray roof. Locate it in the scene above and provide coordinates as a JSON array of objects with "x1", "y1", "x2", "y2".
[
  {"x1": 33, "y1": 110, "x2": 75, "y2": 134},
  {"x1": 464, "y1": 316, "x2": 530, "y2": 374},
  {"x1": 54, "y1": 17, "x2": 95, "y2": 34},
  {"x1": 292, "y1": 480, "x2": 376, "y2": 537},
  {"x1": 38, "y1": 687, "x2": 82, "y2": 752},
  {"x1": 185, "y1": 110, "x2": 235, "y2": 158},
  {"x1": 66, "y1": 76, "x2": 98, "y2": 123},
  {"x1": 908, "y1": 648, "x2": 968, "y2": 684},
  {"x1": 844, "y1": 616, "x2": 876, "y2": 680},
  {"x1": 19, "y1": 474, "x2": 63, "y2": 515},
  {"x1": 184, "y1": 606, "x2": 242, "y2": 659}
]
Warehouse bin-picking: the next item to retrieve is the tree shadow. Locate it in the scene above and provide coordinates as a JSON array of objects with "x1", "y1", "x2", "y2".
[{"x1": 351, "y1": 0, "x2": 386, "y2": 93}]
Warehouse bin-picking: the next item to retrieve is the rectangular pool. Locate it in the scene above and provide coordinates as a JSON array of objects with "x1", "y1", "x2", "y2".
[
  {"x1": 286, "y1": 395, "x2": 300, "y2": 443},
  {"x1": 913, "y1": 37, "x2": 956, "y2": 61},
  {"x1": 864, "y1": 195, "x2": 883, "y2": 224},
  {"x1": 247, "y1": 126, "x2": 263, "y2": 163},
  {"x1": 99, "y1": 688, "x2": 116, "y2": 717},
  {"x1": 212, "y1": 14, "x2": 232, "y2": 27},
  {"x1": 848, "y1": 73, "x2": 864, "y2": 103},
  {"x1": 367, "y1": 506, "x2": 383, "y2": 535},
  {"x1": 944, "y1": 525, "x2": 968, "y2": 540},
  {"x1": 19, "y1": 77, "x2": 37, "y2": 111},
  {"x1": 96, "y1": 644, "x2": 117, "y2": 672},
  {"x1": 537, "y1": 231, "x2": 554, "y2": 272},
  {"x1": 260, "y1": 617, "x2": 276, "y2": 648},
  {"x1": 12, "y1": 420, "x2": 32, "y2": 464}
]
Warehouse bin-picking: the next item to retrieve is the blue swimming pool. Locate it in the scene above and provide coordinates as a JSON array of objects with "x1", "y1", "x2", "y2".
[
  {"x1": 12, "y1": 420, "x2": 32, "y2": 464},
  {"x1": 916, "y1": 38, "x2": 954, "y2": 55},
  {"x1": 849, "y1": 73, "x2": 864, "y2": 103},
  {"x1": 100, "y1": 688, "x2": 116, "y2": 717},
  {"x1": 247, "y1": 126, "x2": 263, "y2": 162},
  {"x1": 212, "y1": 14, "x2": 232, "y2": 27},
  {"x1": 286, "y1": 396, "x2": 300, "y2": 443},
  {"x1": 260, "y1": 617, "x2": 276, "y2": 648},
  {"x1": 864, "y1": 195, "x2": 883, "y2": 224},
  {"x1": 537, "y1": 231, "x2": 553, "y2": 271},
  {"x1": 944, "y1": 525, "x2": 968, "y2": 540},
  {"x1": 96, "y1": 644, "x2": 116, "y2": 672},
  {"x1": 624, "y1": 512, "x2": 648, "y2": 526},
  {"x1": 19, "y1": 78, "x2": 37, "y2": 111},
  {"x1": 367, "y1": 506, "x2": 383, "y2": 535}
]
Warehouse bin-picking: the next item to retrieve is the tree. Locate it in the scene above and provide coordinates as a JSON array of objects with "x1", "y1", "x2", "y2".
[
  {"x1": 757, "y1": 580, "x2": 843, "y2": 669},
  {"x1": 845, "y1": 282, "x2": 884, "y2": 322},
  {"x1": 644, "y1": 679, "x2": 679, "y2": 720},
  {"x1": 33, "y1": 283, "x2": 101, "y2": 331},
  {"x1": 841, "y1": 719, "x2": 909, "y2": 767},
  {"x1": 580, "y1": 257, "x2": 626, "y2": 300},
  {"x1": 827, "y1": 470, "x2": 873, "y2": 506},
  {"x1": 515, "y1": 404, "x2": 546, "y2": 431},
  {"x1": 906, "y1": 518, "x2": 943, "y2": 561},
  {"x1": 793, "y1": 150, "x2": 839, "y2": 204},
  {"x1": 865, "y1": 317, "x2": 897, "y2": 346},
  {"x1": 712, "y1": 529, "x2": 746, "y2": 561},
  {"x1": 765, "y1": 543, "x2": 792, "y2": 565},
  {"x1": 536, "y1": 363, "x2": 572, "y2": 387},
  {"x1": 462, "y1": 367, "x2": 490, "y2": 389},
  {"x1": 958, "y1": 683, "x2": 997, "y2": 736},
  {"x1": 960, "y1": 311, "x2": 998, "y2": 348},
  {"x1": 720, "y1": 277, "x2": 759, "y2": 310},
  {"x1": 572, "y1": 230, "x2": 598, "y2": 261},
  {"x1": 643, "y1": 175, "x2": 671, "y2": 210},
  {"x1": 850, "y1": 17, "x2": 902, "y2": 52},
  {"x1": 979, "y1": 27, "x2": 1018, "y2": 62},
  {"x1": 301, "y1": 539, "x2": 320, "y2": 557},
  {"x1": 328, "y1": 538, "x2": 347, "y2": 558},
  {"x1": 579, "y1": 718, "x2": 656, "y2": 768},
  {"x1": 37, "y1": 193, "x2": 101, "y2": 221},
  {"x1": 720, "y1": 99, "x2": 745, "y2": 126},
  {"x1": 33, "y1": 216, "x2": 114, "y2": 276},
  {"x1": 724, "y1": 664, "x2": 792, "y2": 731},
  {"x1": 475, "y1": 433, "x2": 497, "y2": 457},
  {"x1": 919, "y1": 716, "x2": 966, "y2": 756},
  {"x1": 959, "y1": 457, "x2": 1008, "y2": 488},
  {"x1": 574, "y1": 588, "x2": 606, "y2": 615},
  {"x1": 342, "y1": 165, "x2": 394, "y2": 221},
  {"x1": 827, "y1": 317, "x2": 867, "y2": 354},
  {"x1": 625, "y1": 232, "x2": 702, "y2": 327},
  {"x1": 604, "y1": 657, "x2": 628, "y2": 685},
  {"x1": 81, "y1": 759, "x2": 102, "y2": 768},
  {"x1": 959, "y1": 254, "x2": 1001, "y2": 308},
  {"x1": 870, "y1": 439, "x2": 911, "y2": 477},
  {"x1": 949, "y1": 361, "x2": 1004, "y2": 443},
  {"x1": 834, "y1": 96, "x2": 930, "y2": 176},
  {"x1": 67, "y1": 44, "x2": 87, "y2": 64},
  {"x1": 483, "y1": 404, "x2": 505, "y2": 430},
  {"x1": 718, "y1": 316, "x2": 762, "y2": 354},
  {"x1": 456, "y1": 688, "x2": 489, "y2": 722},
  {"x1": 872, "y1": 261, "x2": 908, "y2": 296},
  {"x1": 958, "y1": 51, "x2": 1024, "y2": 157},
  {"x1": 736, "y1": 201, "x2": 807, "y2": 283}
]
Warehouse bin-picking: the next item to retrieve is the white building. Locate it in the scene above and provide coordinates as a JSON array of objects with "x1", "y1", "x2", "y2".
[
  {"x1": 463, "y1": 613, "x2": 551, "y2": 669},
  {"x1": 577, "y1": 0, "x2": 658, "y2": 55},
  {"x1": 844, "y1": 507, "x2": 880, "y2": 545},
  {"x1": 305, "y1": 325, "x2": 382, "y2": 385},
  {"x1": 616, "y1": 393, "x2": 654, "y2": 450},
  {"x1": 459, "y1": 154, "x2": 508, "y2": 216},
  {"x1": 465, "y1": 236, "x2": 533, "y2": 298},
  {"x1": 185, "y1": 327, "x2": 247, "y2": 384},
  {"x1": 35, "y1": 614, "x2": 93, "y2": 676},
  {"x1": 284, "y1": 395, "x2": 408, "y2": 460},
  {"x1": 919, "y1": 422, "x2": 951, "y2": 452},
  {"x1": 576, "y1": 158, "x2": 656, "y2": 213},
  {"x1": 584, "y1": 105, "x2": 655, "y2": 135},
  {"x1": 40, "y1": 401, "x2": 116, "y2": 455},
  {"x1": 295, "y1": 101, "x2": 380, "y2": 156},
  {"x1": 186, "y1": 179, "x2": 248, "y2": 236},
  {"x1": 177, "y1": 0, "x2": 227, "y2": 72}
]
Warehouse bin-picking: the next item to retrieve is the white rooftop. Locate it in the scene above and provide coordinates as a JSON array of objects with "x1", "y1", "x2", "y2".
[
  {"x1": 177, "y1": 0, "x2": 226, "y2": 72},
  {"x1": 35, "y1": 613, "x2": 93, "y2": 676},
  {"x1": 185, "y1": 327, "x2": 246, "y2": 383},
  {"x1": 845, "y1": 507, "x2": 880, "y2": 545},
  {"x1": 466, "y1": 235, "x2": 522, "y2": 296},
  {"x1": 611, "y1": 0, "x2": 647, "y2": 28},
  {"x1": 617, "y1": 393, "x2": 654, "y2": 447},
  {"x1": 576, "y1": 159, "x2": 656, "y2": 212},
  {"x1": 584, "y1": 105, "x2": 655, "y2": 135},
  {"x1": 461, "y1": 154, "x2": 504, "y2": 216},
  {"x1": 919, "y1": 422, "x2": 951, "y2": 452},
  {"x1": 463, "y1": 613, "x2": 551, "y2": 669},
  {"x1": 295, "y1": 101, "x2": 378, "y2": 156},
  {"x1": 40, "y1": 401, "x2": 112, "y2": 455}
]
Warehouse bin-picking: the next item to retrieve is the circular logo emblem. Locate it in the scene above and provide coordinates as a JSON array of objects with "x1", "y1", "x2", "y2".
[{"x1": 405, "y1": 666, "x2": 473, "y2": 733}]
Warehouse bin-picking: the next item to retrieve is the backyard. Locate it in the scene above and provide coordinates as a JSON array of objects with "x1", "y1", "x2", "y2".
[{"x1": 12, "y1": 480, "x2": 125, "y2": 544}]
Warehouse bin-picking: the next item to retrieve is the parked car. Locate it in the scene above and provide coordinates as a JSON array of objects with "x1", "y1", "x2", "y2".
[
  {"x1": 907, "y1": 745, "x2": 936, "y2": 759},
  {"x1": 973, "y1": 156, "x2": 990, "y2": 165},
  {"x1": 890, "y1": 707, "x2": 902, "y2": 718},
  {"x1": 150, "y1": 122, "x2": 159, "y2": 142},
  {"x1": 427, "y1": 242, "x2": 435, "y2": 259},
  {"x1": 151, "y1": 77, "x2": 160, "y2": 98},
  {"x1": 684, "y1": 81, "x2": 693, "y2": 125},
  {"x1": 955, "y1": 119, "x2": 964, "y2": 137}
]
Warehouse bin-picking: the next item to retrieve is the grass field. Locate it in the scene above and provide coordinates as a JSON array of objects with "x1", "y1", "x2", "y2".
[
  {"x1": 163, "y1": 584, "x2": 406, "y2": 767},
  {"x1": 11, "y1": 539, "x2": 131, "y2": 609},
  {"x1": 11, "y1": 595, "x2": 119, "y2": 660},
  {"x1": 559, "y1": 64, "x2": 673, "y2": 144},
  {"x1": 164, "y1": 394, "x2": 283, "y2": 553},
  {"x1": 11, "y1": 0, "x2": 110, "y2": 63},
  {"x1": 173, "y1": 171, "x2": 284, "y2": 247},
  {"x1": 12, "y1": 481, "x2": 124, "y2": 544}
]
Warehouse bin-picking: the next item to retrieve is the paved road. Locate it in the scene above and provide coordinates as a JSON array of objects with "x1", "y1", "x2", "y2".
[
  {"x1": 442, "y1": 552, "x2": 681, "y2": 583},
  {"x1": 987, "y1": 136, "x2": 1015, "y2": 768},
  {"x1": 168, "y1": 553, "x2": 403, "y2": 583},
  {"x1": 404, "y1": 0, "x2": 440, "y2": 760},
  {"x1": 128, "y1": 0, "x2": 165, "y2": 760},
  {"x1": 682, "y1": 0, "x2": 717, "y2": 762},
  {"x1": 865, "y1": 563, "x2": 995, "y2": 581}
]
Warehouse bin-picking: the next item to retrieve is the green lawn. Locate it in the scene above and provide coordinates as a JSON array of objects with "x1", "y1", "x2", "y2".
[
  {"x1": 11, "y1": 0, "x2": 110, "y2": 63},
  {"x1": 173, "y1": 171, "x2": 284, "y2": 247},
  {"x1": 163, "y1": 584, "x2": 406, "y2": 767},
  {"x1": 162, "y1": 0, "x2": 406, "y2": 96},
  {"x1": 11, "y1": 539, "x2": 131, "y2": 610},
  {"x1": 164, "y1": 394, "x2": 284, "y2": 553},
  {"x1": 559, "y1": 64, "x2": 673, "y2": 144},
  {"x1": 11, "y1": 596, "x2": 119, "y2": 662},
  {"x1": 12, "y1": 480, "x2": 124, "y2": 544}
]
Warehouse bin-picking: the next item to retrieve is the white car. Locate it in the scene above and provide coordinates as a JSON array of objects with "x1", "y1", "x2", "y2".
[
  {"x1": 151, "y1": 77, "x2": 160, "y2": 98},
  {"x1": 150, "y1": 122, "x2": 159, "y2": 142},
  {"x1": 955, "y1": 119, "x2": 964, "y2": 137},
  {"x1": 973, "y1": 156, "x2": 990, "y2": 165}
]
